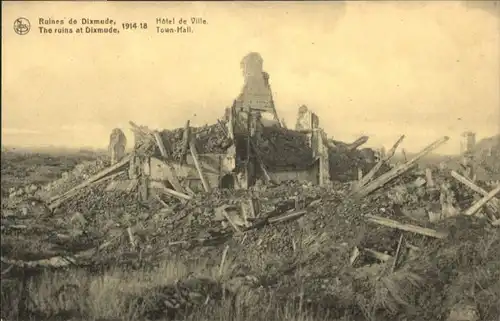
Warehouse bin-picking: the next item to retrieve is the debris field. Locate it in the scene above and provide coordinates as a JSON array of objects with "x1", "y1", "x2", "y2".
[{"x1": 2, "y1": 130, "x2": 499, "y2": 321}]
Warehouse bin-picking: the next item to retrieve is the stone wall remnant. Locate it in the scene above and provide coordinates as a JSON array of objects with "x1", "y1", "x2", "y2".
[
  {"x1": 109, "y1": 128, "x2": 127, "y2": 165},
  {"x1": 235, "y1": 52, "x2": 274, "y2": 114}
]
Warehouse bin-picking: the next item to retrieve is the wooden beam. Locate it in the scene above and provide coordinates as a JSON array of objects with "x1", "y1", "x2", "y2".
[
  {"x1": 227, "y1": 109, "x2": 235, "y2": 139},
  {"x1": 217, "y1": 119, "x2": 229, "y2": 137},
  {"x1": 129, "y1": 121, "x2": 151, "y2": 136},
  {"x1": 126, "y1": 227, "x2": 136, "y2": 248},
  {"x1": 138, "y1": 176, "x2": 149, "y2": 202},
  {"x1": 151, "y1": 131, "x2": 185, "y2": 193},
  {"x1": 49, "y1": 155, "x2": 131, "y2": 204},
  {"x1": 189, "y1": 138, "x2": 212, "y2": 192},
  {"x1": 222, "y1": 210, "x2": 243, "y2": 234},
  {"x1": 391, "y1": 234, "x2": 405, "y2": 273},
  {"x1": 153, "y1": 193, "x2": 169, "y2": 208},
  {"x1": 357, "y1": 168, "x2": 363, "y2": 181},
  {"x1": 365, "y1": 214, "x2": 448, "y2": 239},
  {"x1": 249, "y1": 198, "x2": 260, "y2": 217},
  {"x1": 425, "y1": 168, "x2": 435, "y2": 188},
  {"x1": 180, "y1": 120, "x2": 191, "y2": 165},
  {"x1": 240, "y1": 202, "x2": 249, "y2": 227},
  {"x1": 364, "y1": 248, "x2": 392, "y2": 262},
  {"x1": 153, "y1": 130, "x2": 170, "y2": 158},
  {"x1": 249, "y1": 140, "x2": 273, "y2": 184},
  {"x1": 268, "y1": 210, "x2": 307, "y2": 224},
  {"x1": 451, "y1": 170, "x2": 499, "y2": 213},
  {"x1": 356, "y1": 135, "x2": 405, "y2": 189},
  {"x1": 218, "y1": 117, "x2": 271, "y2": 185},
  {"x1": 49, "y1": 171, "x2": 125, "y2": 210},
  {"x1": 346, "y1": 135, "x2": 370, "y2": 151},
  {"x1": 161, "y1": 161, "x2": 185, "y2": 193},
  {"x1": 350, "y1": 247, "x2": 361, "y2": 265},
  {"x1": 150, "y1": 181, "x2": 192, "y2": 201},
  {"x1": 355, "y1": 136, "x2": 449, "y2": 198},
  {"x1": 464, "y1": 184, "x2": 500, "y2": 216}
]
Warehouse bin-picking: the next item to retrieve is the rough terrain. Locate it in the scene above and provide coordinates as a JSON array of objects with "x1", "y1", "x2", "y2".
[{"x1": 1, "y1": 149, "x2": 499, "y2": 321}]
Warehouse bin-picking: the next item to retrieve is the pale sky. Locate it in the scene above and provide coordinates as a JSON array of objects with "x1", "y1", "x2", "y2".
[{"x1": 2, "y1": 1, "x2": 500, "y2": 154}]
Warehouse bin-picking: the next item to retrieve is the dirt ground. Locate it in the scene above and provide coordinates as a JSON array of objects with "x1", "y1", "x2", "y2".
[{"x1": 1, "y1": 150, "x2": 499, "y2": 321}]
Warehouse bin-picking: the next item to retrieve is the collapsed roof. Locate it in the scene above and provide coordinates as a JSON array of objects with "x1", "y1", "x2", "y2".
[
  {"x1": 133, "y1": 123, "x2": 231, "y2": 160},
  {"x1": 256, "y1": 126, "x2": 315, "y2": 171},
  {"x1": 133, "y1": 121, "x2": 317, "y2": 172}
]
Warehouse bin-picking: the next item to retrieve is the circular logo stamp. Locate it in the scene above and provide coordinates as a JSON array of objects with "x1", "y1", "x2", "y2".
[{"x1": 14, "y1": 17, "x2": 30, "y2": 35}]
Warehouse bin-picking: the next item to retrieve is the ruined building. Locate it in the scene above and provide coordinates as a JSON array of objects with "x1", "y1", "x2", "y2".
[{"x1": 108, "y1": 53, "x2": 373, "y2": 198}]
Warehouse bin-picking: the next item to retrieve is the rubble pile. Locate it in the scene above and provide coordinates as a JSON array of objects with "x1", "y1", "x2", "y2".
[
  {"x1": 472, "y1": 134, "x2": 500, "y2": 176},
  {"x1": 135, "y1": 123, "x2": 230, "y2": 160},
  {"x1": 55, "y1": 172, "x2": 146, "y2": 214},
  {"x1": 2, "y1": 134, "x2": 500, "y2": 321},
  {"x1": 443, "y1": 135, "x2": 500, "y2": 182},
  {"x1": 328, "y1": 149, "x2": 383, "y2": 182},
  {"x1": 37, "y1": 159, "x2": 110, "y2": 198},
  {"x1": 258, "y1": 126, "x2": 314, "y2": 169},
  {"x1": 163, "y1": 124, "x2": 230, "y2": 157},
  {"x1": 5, "y1": 158, "x2": 109, "y2": 202},
  {"x1": 4, "y1": 48, "x2": 499, "y2": 320}
]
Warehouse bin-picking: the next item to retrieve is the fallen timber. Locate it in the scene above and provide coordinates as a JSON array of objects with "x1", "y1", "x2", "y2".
[
  {"x1": 365, "y1": 214, "x2": 449, "y2": 239},
  {"x1": 354, "y1": 136, "x2": 450, "y2": 198},
  {"x1": 451, "y1": 170, "x2": 499, "y2": 219},
  {"x1": 355, "y1": 135, "x2": 405, "y2": 190}
]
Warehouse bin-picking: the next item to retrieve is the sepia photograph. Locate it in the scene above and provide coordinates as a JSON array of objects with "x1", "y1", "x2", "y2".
[{"x1": 1, "y1": 1, "x2": 500, "y2": 321}]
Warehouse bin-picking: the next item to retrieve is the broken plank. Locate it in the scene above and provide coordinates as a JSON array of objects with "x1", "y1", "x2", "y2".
[
  {"x1": 249, "y1": 140, "x2": 273, "y2": 184},
  {"x1": 425, "y1": 168, "x2": 435, "y2": 188},
  {"x1": 365, "y1": 214, "x2": 448, "y2": 239},
  {"x1": 150, "y1": 181, "x2": 192, "y2": 201},
  {"x1": 464, "y1": 184, "x2": 500, "y2": 216},
  {"x1": 391, "y1": 234, "x2": 405, "y2": 273},
  {"x1": 268, "y1": 210, "x2": 307, "y2": 224},
  {"x1": 49, "y1": 171, "x2": 126, "y2": 211},
  {"x1": 158, "y1": 160, "x2": 186, "y2": 194},
  {"x1": 227, "y1": 114, "x2": 271, "y2": 184},
  {"x1": 129, "y1": 121, "x2": 155, "y2": 141},
  {"x1": 357, "y1": 168, "x2": 363, "y2": 182},
  {"x1": 355, "y1": 136, "x2": 449, "y2": 198},
  {"x1": 401, "y1": 149, "x2": 408, "y2": 162},
  {"x1": 180, "y1": 120, "x2": 191, "y2": 165},
  {"x1": 50, "y1": 156, "x2": 130, "y2": 204},
  {"x1": 346, "y1": 135, "x2": 369, "y2": 151},
  {"x1": 364, "y1": 248, "x2": 392, "y2": 262},
  {"x1": 217, "y1": 119, "x2": 229, "y2": 137},
  {"x1": 129, "y1": 121, "x2": 146, "y2": 133},
  {"x1": 350, "y1": 247, "x2": 361, "y2": 266},
  {"x1": 222, "y1": 210, "x2": 243, "y2": 234},
  {"x1": 126, "y1": 227, "x2": 136, "y2": 248},
  {"x1": 153, "y1": 130, "x2": 170, "y2": 158},
  {"x1": 248, "y1": 198, "x2": 259, "y2": 218},
  {"x1": 357, "y1": 135, "x2": 405, "y2": 189},
  {"x1": 240, "y1": 202, "x2": 249, "y2": 227},
  {"x1": 151, "y1": 131, "x2": 185, "y2": 193},
  {"x1": 219, "y1": 245, "x2": 230, "y2": 276},
  {"x1": 153, "y1": 193, "x2": 169, "y2": 208},
  {"x1": 189, "y1": 138, "x2": 212, "y2": 192},
  {"x1": 451, "y1": 170, "x2": 499, "y2": 213},
  {"x1": 105, "y1": 179, "x2": 138, "y2": 193}
]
